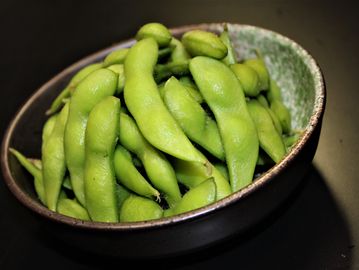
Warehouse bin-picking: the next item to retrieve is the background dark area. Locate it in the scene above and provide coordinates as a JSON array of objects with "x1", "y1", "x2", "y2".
[{"x1": 1, "y1": 0, "x2": 358, "y2": 269}]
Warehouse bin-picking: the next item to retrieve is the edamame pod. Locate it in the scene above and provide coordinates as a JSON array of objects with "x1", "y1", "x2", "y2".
[
  {"x1": 9, "y1": 148, "x2": 46, "y2": 204},
  {"x1": 283, "y1": 132, "x2": 301, "y2": 150},
  {"x1": 163, "y1": 77, "x2": 225, "y2": 160},
  {"x1": 220, "y1": 25, "x2": 237, "y2": 65},
  {"x1": 46, "y1": 63, "x2": 103, "y2": 115},
  {"x1": 247, "y1": 99, "x2": 286, "y2": 163},
  {"x1": 164, "y1": 178, "x2": 216, "y2": 217},
  {"x1": 103, "y1": 48, "x2": 129, "y2": 67},
  {"x1": 173, "y1": 158, "x2": 231, "y2": 200},
  {"x1": 42, "y1": 103, "x2": 69, "y2": 211},
  {"x1": 119, "y1": 112, "x2": 181, "y2": 207},
  {"x1": 230, "y1": 63, "x2": 261, "y2": 97},
  {"x1": 270, "y1": 99, "x2": 292, "y2": 134},
  {"x1": 214, "y1": 162, "x2": 229, "y2": 181},
  {"x1": 178, "y1": 76, "x2": 203, "y2": 104},
  {"x1": 115, "y1": 184, "x2": 132, "y2": 212},
  {"x1": 257, "y1": 94, "x2": 282, "y2": 134},
  {"x1": 267, "y1": 79, "x2": 283, "y2": 103},
  {"x1": 64, "y1": 68, "x2": 117, "y2": 206},
  {"x1": 114, "y1": 145, "x2": 160, "y2": 200},
  {"x1": 57, "y1": 197, "x2": 90, "y2": 221},
  {"x1": 107, "y1": 64, "x2": 125, "y2": 94},
  {"x1": 243, "y1": 58, "x2": 269, "y2": 91},
  {"x1": 84, "y1": 96, "x2": 121, "y2": 222},
  {"x1": 170, "y1": 38, "x2": 191, "y2": 62},
  {"x1": 190, "y1": 56, "x2": 259, "y2": 191},
  {"x1": 124, "y1": 38, "x2": 208, "y2": 165},
  {"x1": 136, "y1": 22, "x2": 172, "y2": 47},
  {"x1": 120, "y1": 195, "x2": 163, "y2": 222},
  {"x1": 182, "y1": 30, "x2": 227, "y2": 59}
]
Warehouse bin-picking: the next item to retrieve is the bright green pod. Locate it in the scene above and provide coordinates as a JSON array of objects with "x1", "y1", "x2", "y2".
[
  {"x1": 190, "y1": 56, "x2": 259, "y2": 192},
  {"x1": 42, "y1": 114, "x2": 58, "y2": 143},
  {"x1": 182, "y1": 30, "x2": 227, "y2": 59},
  {"x1": 267, "y1": 79, "x2": 283, "y2": 103},
  {"x1": 57, "y1": 197, "x2": 90, "y2": 221},
  {"x1": 115, "y1": 184, "x2": 132, "y2": 213},
  {"x1": 42, "y1": 103, "x2": 69, "y2": 211},
  {"x1": 220, "y1": 25, "x2": 237, "y2": 65},
  {"x1": 136, "y1": 22, "x2": 172, "y2": 47},
  {"x1": 119, "y1": 112, "x2": 181, "y2": 208},
  {"x1": 107, "y1": 64, "x2": 125, "y2": 94},
  {"x1": 124, "y1": 38, "x2": 207, "y2": 165},
  {"x1": 247, "y1": 99, "x2": 286, "y2": 163},
  {"x1": 154, "y1": 60, "x2": 189, "y2": 83},
  {"x1": 103, "y1": 48, "x2": 129, "y2": 67},
  {"x1": 257, "y1": 94, "x2": 283, "y2": 134},
  {"x1": 243, "y1": 58, "x2": 270, "y2": 91},
  {"x1": 178, "y1": 76, "x2": 204, "y2": 103},
  {"x1": 9, "y1": 148, "x2": 46, "y2": 205},
  {"x1": 113, "y1": 145, "x2": 160, "y2": 200},
  {"x1": 270, "y1": 99, "x2": 292, "y2": 134},
  {"x1": 170, "y1": 38, "x2": 191, "y2": 62},
  {"x1": 173, "y1": 159, "x2": 231, "y2": 200},
  {"x1": 164, "y1": 178, "x2": 216, "y2": 217},
  {"x1": 214, "y1": 162, "x2": 229, "y2": 181},
  {"x1": 64, "y1": 68, "x2": 117, "y2": 206},
  {"x1": 46, "y1": 63, "x2": 103, "y2": 115},
  {"x1": 84, "y1": 96, "x2": 121, "y2": 222},
  {"x1": 230, "y1": 63, "x2": 261, "y2": 97},
  {"x1": 120, "y1": 195, "x2": 163, "y2": 222},
  {"x1": 163, "y1": 77, "x2": 225, "y2": 160}
]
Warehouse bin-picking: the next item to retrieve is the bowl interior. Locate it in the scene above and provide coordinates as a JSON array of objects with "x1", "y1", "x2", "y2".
[{"x1": 2, "y1": 23, "x2": 324, "y2": 228}]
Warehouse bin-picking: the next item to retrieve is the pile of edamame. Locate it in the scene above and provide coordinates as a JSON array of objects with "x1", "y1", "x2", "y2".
[{"x1": 11, "y1": 23, "x2": 300, "y2": 223}]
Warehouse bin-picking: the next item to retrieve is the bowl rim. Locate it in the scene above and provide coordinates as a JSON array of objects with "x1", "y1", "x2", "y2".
[{"x1": 1, "y1": 22, "x2": 326, "y2": 231}]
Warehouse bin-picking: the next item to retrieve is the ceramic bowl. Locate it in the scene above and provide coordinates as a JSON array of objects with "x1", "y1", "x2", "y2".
[{"x1": 1, "y1": 23, "x2": 325, "y2": 258}]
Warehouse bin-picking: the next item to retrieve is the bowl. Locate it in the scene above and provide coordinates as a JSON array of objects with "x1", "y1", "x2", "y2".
[{"x1": 1, "y1": 23, "x2": 325, "y2": 258}]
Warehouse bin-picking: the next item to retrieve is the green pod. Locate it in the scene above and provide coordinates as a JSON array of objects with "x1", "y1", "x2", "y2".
[
  {"x1": 230, "y1": 63, "x2": 261, "y2": 97},
  {"x1": 283, "y1": 132, "x2": 301, "y2": 150},
  {"x1": 170, "y1": 38, "x2": 191, "y2": 62},
  {"x1": 9, "y1": 148, "x2": 46, "y2": 205},
  {"x1": 243, "y1": 58, "x2": 270, "y2": 91},
  {"x1": 257, "y1": 94, "x2": 283, "y2": 134},
  {"x1": 173, "y1": 159, "x2": 231, "y2": 200},
  {"x1": 124, "y1": 38, "x2": 207, "y2": 165},
  {"x1": 119, "y1": 112, "x2": 181, "y2": 208},
  {"x1": 42, "y1": 103, "x2": 69, "y2": 211},
  {"x1": 120, "y1": 195, "x2": 163, "y2": 222},
  {"x1": 106, "y1": 64, "x2": 125, "y2": 94},
  {"x1": 115, "y1": 184, "x2": 132, "y2": 212},
  {"x1": 179, "y1": 76, "x2": 204, "y2": 103},
  {"x1": 163, "y1": 77, "x2": 225, "y2": 160},
  {"x1": 84, "y1": 96, "x2": 121, "y2": 222},
  {"x1": 114, "y1": 145, "x2": 160, "y2": 200},
  {"x1": 46, "y1": 63, "x2": 103, "y2": 115},
  {"x1": 62, "y1": 176, "x2": 72, "y2": 190},
  {"x1": 182, "y1": 30, "x2": 227, "y2": 59},
  {"x1": 270, "y1": 99, "x2": 292, "y2": 134},
  {"x1": 103, "y1": 48, "x2": 129, "y2": 67},
  {"x1": 267, "y1": 79, "x2": 283, "y2": 103},
  {"x1": 136, "y1": 22, "x2": 172, "y2": 47},
  {"x1": 154, "y1": 60, "x2": 189, "y2": 83},
  {"x1": 64, "y1": 68, "x2": 117, "y2": 206},
  {"x1": 164, "y1": 178, "x2": 216, "y2": 217},
  {"x1": 220, "y1": 25, "x2": 237, "y2": 65},
  {"x1": 213, "y1": 162, "x2": 229, "y2": 181},
  {"x1": 57, "y1": 197, "x2": 90, "y2": 221},
  {"x1": 190, "y1": 56, "x2": 259, "y2": 192},
  {"x1": 247, "y1": 99, "x2": 286, "y2": 163},
  {"x1": 42, "y1": 114, "x2": 58, "y2": 143}
]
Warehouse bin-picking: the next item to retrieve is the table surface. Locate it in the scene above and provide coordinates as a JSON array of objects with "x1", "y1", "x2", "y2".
[{"x1": 1, "y1": 0, "x2": 358, "y2": 269}]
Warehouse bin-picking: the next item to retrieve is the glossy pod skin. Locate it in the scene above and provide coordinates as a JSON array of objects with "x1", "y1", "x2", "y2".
[
  {"x1": 190, "y1": 56, "x2": 259, "y2": 192},
  {"x1": 118, "y1": 112, "x2": 181, "y2": 207},
  {"x1": 124, "y1": 38, "x2": 207, "y2": 165},
  {"x1": 64, "y1": 69, "x2": 118, "y2": 206},
  {"x1": 84, "y1": 96, "x2": 121, "y2": 222},
  {"x1": 136, "y1": 22, "x2": 172, "y2": 47},
  {"x1": 120, "y1": 195, "x2": 163, "y2": 222},
  {"x1": 1, "y1": 23, "x2": 325, "y2": 258}
]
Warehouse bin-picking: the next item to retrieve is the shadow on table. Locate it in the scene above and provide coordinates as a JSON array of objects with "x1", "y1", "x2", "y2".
[{"x1": 38, "y1": 164, "x2": 353, "y2": 270}]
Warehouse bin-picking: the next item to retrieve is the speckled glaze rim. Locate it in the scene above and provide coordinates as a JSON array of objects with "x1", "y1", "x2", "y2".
[{"x1": 1, "y1": 23, "x2": 325, "y2": 231}]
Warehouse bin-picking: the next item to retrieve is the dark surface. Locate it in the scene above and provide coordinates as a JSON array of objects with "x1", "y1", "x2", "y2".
[{"x1": 0, "y1": 0, "x2": 358, "y2": 269}]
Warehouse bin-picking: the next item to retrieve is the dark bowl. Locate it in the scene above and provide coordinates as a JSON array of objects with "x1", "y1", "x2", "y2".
[{"x1": 1, "y1": 23, "x2": 325, "y2": 258}]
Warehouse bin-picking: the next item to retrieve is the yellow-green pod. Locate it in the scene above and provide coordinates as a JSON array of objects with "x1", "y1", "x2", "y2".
[
  {"x1": 106, "y1": 64, "x2": 125, "y2": 94},
  {"x1": 243, "y1": 58, "x2": 270, "y2": 91},
  {"x1": 103, "y1": 48, "x2": 129, "y2": 67},
  {"x1": 57, "y1": 197, "x2": 90, "y2": 221},
  {"x1": 136, "y1": 22, "x2": 172, "y2": 47},
  {"x1": 230, "y1": 63, "x2": 261, "y2": 97},
  {"x1": 120, "y1": 195, "x2": 163, "y2": 222}
]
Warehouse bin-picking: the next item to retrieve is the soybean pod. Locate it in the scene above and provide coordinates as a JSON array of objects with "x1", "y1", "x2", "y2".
[
  {"x1": 190, "y1": 56, "x2": 259, "y2": 192},
  {"x1": 84, "y1": 96, "x2": 121, "y2": 222},
  {"x1": 64, "y1": 68, "x2": 117, "y2": 206}
]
